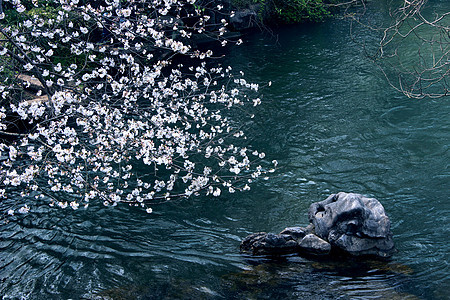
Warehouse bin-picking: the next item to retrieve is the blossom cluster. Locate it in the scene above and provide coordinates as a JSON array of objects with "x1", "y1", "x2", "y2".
[{"x1": 0, "y1": 0, "x2": 275, "y2": 215}]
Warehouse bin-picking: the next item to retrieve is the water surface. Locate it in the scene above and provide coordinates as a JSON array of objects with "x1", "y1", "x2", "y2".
[{"x1": 1, "y1": 2, "x2": 449, "y2": 299}]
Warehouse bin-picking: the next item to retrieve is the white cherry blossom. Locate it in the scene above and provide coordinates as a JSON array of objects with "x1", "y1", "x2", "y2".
[{"x1": 0, "y1": 0, "x2": 277, "y2": 215}]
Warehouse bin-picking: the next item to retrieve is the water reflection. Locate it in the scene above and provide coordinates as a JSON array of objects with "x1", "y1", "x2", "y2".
[{"x1": 96, "y1": 257, "x2": 417, "y2": 299}]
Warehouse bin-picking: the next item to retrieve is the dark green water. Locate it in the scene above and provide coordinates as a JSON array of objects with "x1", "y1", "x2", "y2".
[{"x1": 1, "y1": 3, "x2": 449, "y2": 300}]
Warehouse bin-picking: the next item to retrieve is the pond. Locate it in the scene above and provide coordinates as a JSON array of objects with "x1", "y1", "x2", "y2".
[{"x1": 1, "y1": 2, "x2": 449, "y2": 299}]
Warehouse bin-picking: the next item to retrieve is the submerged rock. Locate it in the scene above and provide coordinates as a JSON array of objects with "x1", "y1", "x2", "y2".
[{"x1": 240, "y1": 192, "x2": 395, "y2": 258}]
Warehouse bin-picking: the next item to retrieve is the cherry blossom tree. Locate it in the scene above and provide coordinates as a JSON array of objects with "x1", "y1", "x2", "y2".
[{"x1": 0, "y1": 0, "x2": 275, "y2": 215}]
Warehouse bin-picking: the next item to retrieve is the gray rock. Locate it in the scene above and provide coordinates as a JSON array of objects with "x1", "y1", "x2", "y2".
[
  {"x1": 240, "y1": 192, "x2": 395, "y2": 258},
  {"x1": 308, "y1": 192, "x2": 395, "y2": 257},
  {"x1": 230, "y1": 9, "x2": 258, "y2": 31},
  {"x1": 240, "y1": 232, "x2": 299, "y2": 255},
  {"x1": 279, "y1": 226, "x2": 309, "y2": 241},
  {"x1": 298, "y1": 234, "x2": 331, "y2": 255}
]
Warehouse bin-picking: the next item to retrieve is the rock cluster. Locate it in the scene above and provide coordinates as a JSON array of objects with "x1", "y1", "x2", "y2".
[{"x1": 240, "y1": 192, "x2": 395, "y2": 258}]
